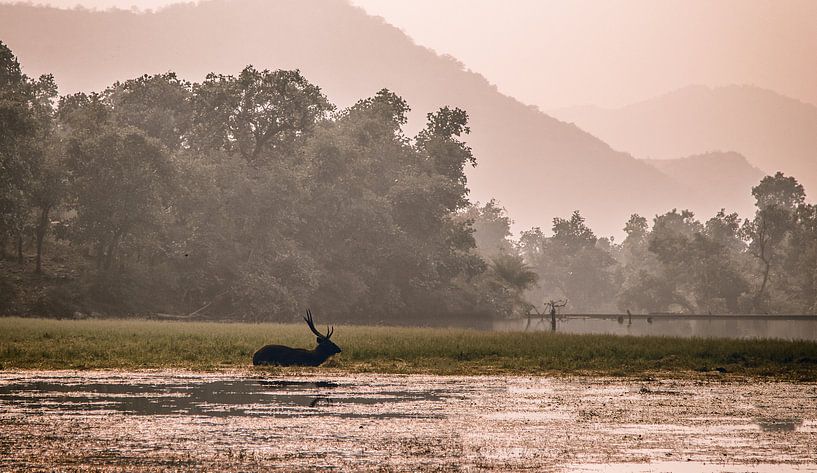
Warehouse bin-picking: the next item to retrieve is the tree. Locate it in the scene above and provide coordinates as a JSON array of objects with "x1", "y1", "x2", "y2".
[
  {"x1": 520, "y1": 211, "x2": 617, "y2": 312},
  {"x1": 105, "y1": 73, "x2": 193, "y2": 150},
  {"x1": 66, "y1": 126, "x2": 174, "y2": 270},
  {"x1": 0, "y1": 42, "x2": 32, "y2": 246},
  {"x1": 293, "y1": 89, "x2": 412, "y2": 319},
  {"x1": 632, "y1": 209, "x2": 749, "y2": 314},
  {"x1": 58, "y1": 92, "x2": 110, "y2": 134},
  {"x1": 191, "y1": 66, "x2": 332, "y2": 165},
  {"x1": 618, "y1": 214, "x2": 651, "y2": 280},
  {"x1": 489, "y1": 252, "x2": 538, "y2": 315},
  {"x1": 618, "y1": 270, "x2": 678, "y2": 314},
  {"x1": 164, "y1": 67, "x2": 335, "y2": 320},
  {"x1": 752, "y1": 172, "x2": 805, "y2": 209},
  {"x1": 29, "y1": 136, "x2": 66, "y2": 273},
  {"x1": 705, "y1": 209, "x2": 745, "y2": 253},
  {"x1": 0, "y1": 41, "x2": 56, "y2": 262},
  {"x1": 295, "y1": 91, "x2": 485, "y2": 321},
  {"x1": 741, "y1": 173, "x2": 805, "y2": 311},
  {"x1": 789, "y1": 204, "x2": 817, "y2": 312},
  {"x1": 23, "y1": 73, "x2": 59, "y2": 273},
  {"x1": 415, "y1": 106, "x2": 475, "y2": 187},
  {"x1": 458, "y1": 200, "x2": 515, "y2": 258}
]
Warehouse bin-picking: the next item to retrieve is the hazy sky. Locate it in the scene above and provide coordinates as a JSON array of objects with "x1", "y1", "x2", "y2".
[
  {"x1": 8, "y1": 0, "x2": 817, "y2": 109},
  {"x1": 351, "y1": 0, "x2": 817, "y2": 109}
]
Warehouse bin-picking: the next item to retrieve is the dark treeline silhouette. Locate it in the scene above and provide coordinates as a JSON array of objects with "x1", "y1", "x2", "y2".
[
  {"x1": 2, "y1": 42, "x2": 816, "y2": 322},
  {"x1": 0, "y1": 42, "x2": 516, "y2": 323}
]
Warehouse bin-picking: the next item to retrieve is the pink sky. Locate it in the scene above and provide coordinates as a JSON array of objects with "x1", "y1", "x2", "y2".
[{"x1": 7, "y1": 0, "x2": 817, "y2": 108}]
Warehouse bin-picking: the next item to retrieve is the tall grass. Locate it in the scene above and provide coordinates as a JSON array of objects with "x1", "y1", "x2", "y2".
[{"x1": 1, "y1": 317, "x2": 815, "y2": 378}]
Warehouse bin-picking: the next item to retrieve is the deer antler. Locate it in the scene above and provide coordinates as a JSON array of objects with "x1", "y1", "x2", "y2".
[{"x1": 304, "y1": 309, "x2": 333, "y2": 339}]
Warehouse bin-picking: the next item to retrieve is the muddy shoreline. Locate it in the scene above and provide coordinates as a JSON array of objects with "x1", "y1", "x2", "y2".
[{"x1": 1, "y1": 371, "x2": 815, "y2": 472}]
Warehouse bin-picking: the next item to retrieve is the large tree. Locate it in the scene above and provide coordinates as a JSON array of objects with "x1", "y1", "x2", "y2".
[
  {"x1": 741, "y1": 172, "x2": 805, "y2": 311},
  {"x1": 192, "y1": 66, "x2": 332, "y2": 165},
  {"x1": 0, "y1": 42, "x2": 32, "y2": 249},
  {"x1": 105, "y1": 73, "x2": 193, "y2": 151},
  {"x1": 298, "y1": 90, "x2": 484, "y2": 321},
  {"x1": 66, "y1": 124, "x2": 174, "y2": 270},
  {"x1": 618, "y1": 209, "x2": 749, "y2": 314},
  {"x1": 0, "y1": 42, "x2": 57, "y2": 263},
  {"x1": 789, "y1": 203, "x2": 817, "y2": 312}
]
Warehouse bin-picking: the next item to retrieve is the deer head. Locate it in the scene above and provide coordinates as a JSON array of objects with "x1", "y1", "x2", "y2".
[{"x1": 304, "y1": 308, "x2": 341, "y2": 356}]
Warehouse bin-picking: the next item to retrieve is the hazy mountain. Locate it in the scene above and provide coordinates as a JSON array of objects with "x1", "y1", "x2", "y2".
[
  {"x1": 642, "y1": 152, "x2": 764, "y2": 219},
  {"x1": 0, "y1": 0, "x2": 751, "y2": 236},
  {"x1": 553, "y1": 85, "x2": 817, "y2": 199}
]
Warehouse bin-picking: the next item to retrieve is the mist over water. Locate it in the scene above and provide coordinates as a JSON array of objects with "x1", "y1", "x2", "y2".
[{"x1": 495, "y1": 316, "x2": 817, "y2": 342}]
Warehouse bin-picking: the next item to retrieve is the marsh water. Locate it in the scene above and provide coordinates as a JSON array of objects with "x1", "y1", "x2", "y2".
[
  {"x1": 1, "y1": 371, "x2": 815, "y2": 472},
  {"x1": 495, "y1": 315, "x2": 817, "y2": 341}
]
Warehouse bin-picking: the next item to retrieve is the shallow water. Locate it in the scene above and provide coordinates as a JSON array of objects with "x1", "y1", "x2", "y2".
[
  {"x1": 0, "y1": 377, "x2": 444, "y2": 419},
  {"x1": 1, "y1": 371, "x2": 815, "y2": 472}
]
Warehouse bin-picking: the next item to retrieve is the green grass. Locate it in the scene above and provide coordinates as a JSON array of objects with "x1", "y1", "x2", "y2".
[{"x1": 1, "y1": 317, "x2": 816, "y2": 379}]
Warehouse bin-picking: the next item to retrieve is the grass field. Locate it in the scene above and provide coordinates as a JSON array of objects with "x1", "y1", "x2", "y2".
[{"x1": 1, "y1": 317, "x2": 816, "y2": 378}]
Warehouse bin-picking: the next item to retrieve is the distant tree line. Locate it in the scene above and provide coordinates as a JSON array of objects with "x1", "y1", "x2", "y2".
[
  {"x1": 470, "y1": 171, "x2": 817, "y2": 315},
  {"x1": 2, "y1": 41, "x2": 816, "y2": 321}
]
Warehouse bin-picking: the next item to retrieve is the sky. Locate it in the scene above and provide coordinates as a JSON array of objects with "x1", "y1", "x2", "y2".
[{"x1": 8, "y1": 0, "x2": 817, "y2": 109}]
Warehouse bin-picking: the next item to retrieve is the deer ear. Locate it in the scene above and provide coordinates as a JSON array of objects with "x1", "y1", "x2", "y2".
[{"x1": 317, "y1": 337, "x2": 322, "y2": 344}]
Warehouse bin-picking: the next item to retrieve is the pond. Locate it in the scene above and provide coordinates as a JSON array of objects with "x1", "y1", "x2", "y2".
[{"x1": 1, "y1": 371, "x2": 815, "y2": 471}]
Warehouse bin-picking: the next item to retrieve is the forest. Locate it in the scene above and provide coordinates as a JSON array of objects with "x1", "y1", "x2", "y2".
[{"x1": 2, "y1": 41, "x2": 816, "y2": 323}]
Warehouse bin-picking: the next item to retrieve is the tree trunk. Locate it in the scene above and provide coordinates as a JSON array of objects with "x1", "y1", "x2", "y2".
[
  {"x1": 755, "y1": 258, "x2": 772, "y2": 312},
  {"x1": 34, "y1": 205, "x2": 51, "y2": 274}
]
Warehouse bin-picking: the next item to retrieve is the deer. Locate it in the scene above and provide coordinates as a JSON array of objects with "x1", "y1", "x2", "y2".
[{"x1": 252, "y1": 309, "x2": 342, "y2": 366}]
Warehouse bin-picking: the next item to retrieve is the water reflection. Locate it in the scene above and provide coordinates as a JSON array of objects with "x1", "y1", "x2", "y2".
[
  {"x1": 0, "y1": 377, "x2": 445, "y2": 419},
  {"x1": 1, "y1": 373, "x2": 814, "y2": 472},
  {"x1": 755, "y1": 418, "x2": 804, "y2": 432}
]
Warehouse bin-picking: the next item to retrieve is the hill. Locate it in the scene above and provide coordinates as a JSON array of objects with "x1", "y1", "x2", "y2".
[
  {"x1": 642, "y1": 152, "x2": 764, "y2": 219},
  {"x1": 553, "y1": 85, "x2": 817, "y2": 199},
  {"x1": 0, "y1": 0, "x2": 744, "y2": 236}
]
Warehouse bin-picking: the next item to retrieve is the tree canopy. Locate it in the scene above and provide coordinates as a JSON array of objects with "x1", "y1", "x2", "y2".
[{"x1": 3, "y1": 41, "x2": 817, "y2": 320}]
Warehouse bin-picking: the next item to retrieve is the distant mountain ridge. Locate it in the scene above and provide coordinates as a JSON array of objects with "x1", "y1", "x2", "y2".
[
  {"x1": 553, "y1": 85, "x2": 817, "y2": 199},
  {"x1": 642, "y1": 151, "x2": 764, "y2": 219},
  {"x1": 0, "y1": 0, "x2": 764, "y2": 236}
]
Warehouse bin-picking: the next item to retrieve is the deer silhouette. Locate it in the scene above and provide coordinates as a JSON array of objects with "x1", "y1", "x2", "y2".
[{"x1": 252, "y1": 309, "x2": 341, "y2": 366}]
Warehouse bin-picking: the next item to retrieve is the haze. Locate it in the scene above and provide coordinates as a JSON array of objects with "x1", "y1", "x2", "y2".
[
  {"x1": 2, "y1": 3, "x2": 817, "y2": 469},
  {"x1": 11, "y1": 0, "x2": 817, "y2": 109}
]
